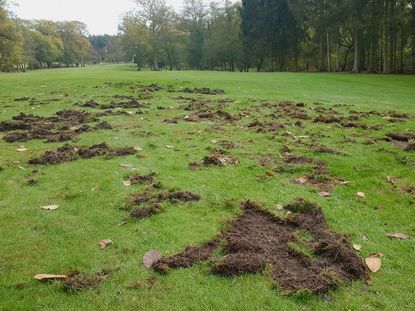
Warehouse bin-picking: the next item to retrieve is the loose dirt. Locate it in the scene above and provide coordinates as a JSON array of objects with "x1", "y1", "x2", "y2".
[
  {"x1": 0, "y1": 110, "x2": 111, "y2": 143},
  {"x1": 28, "y1": 143, "x2": 136, "y2": 165},
  {"x1": 153, "y1": 200, "x2": 368, "y2": 294},
  {"x1": 181, "y1": 87, "x2": 225, "y2": 95},
  {"x1": 64, "y1": 269, "x2": 113, "y2": 293}
]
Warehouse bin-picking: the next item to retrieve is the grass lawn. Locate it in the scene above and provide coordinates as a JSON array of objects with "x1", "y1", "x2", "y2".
[{"x1": 0, "y1": 64, "x2": 414, "y2": 311}]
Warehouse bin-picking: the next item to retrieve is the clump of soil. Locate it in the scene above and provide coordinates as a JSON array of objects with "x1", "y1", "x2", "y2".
[
  {"x1": 28, "y1": 143, "x2": 136, "y2": 165},
  {"x1": 77, "y1": 99, "x2": 146, "y2": 109},
  {"x1": 181, "y1": 87, "x2": 225, "y2": 95},
  {"x1": 64, "y1": 269, "x2": 113, "y2": 293},
  {"x1": 314, "y1": 115, "x2": 343, "y2": 123},
  {"x1": 153, "y1": 200, "x2": 368, "y2": 295},
  {"x1": 202, "y1": 153, "x2": 239, "y2": 166},
  {"x1": 130, "y1": 204, "x2": 162, "y2": 219},
  {"x1": 128, "y1": 173, "x2": 156, "y2": 185},
  {"x1": 167, "y1": 109, "x2": 238, "y2": 124},
  {"x1": 386, "y1": 133, "x2": 415, "y2": 150},
  {"x1": 0, "y1": 110, "x2": 111, "y2": 143}
]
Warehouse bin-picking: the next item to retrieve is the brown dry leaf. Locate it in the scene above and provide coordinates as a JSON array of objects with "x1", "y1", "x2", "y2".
[
  {"x1": 357, "y1": 192, "x2": 366, "y2": 198},
  {"x1": 319, "y1": 191, "x2": 331, "y2": 198},
  {"x1": 143, "y1": 250, "x2": 161, "y2": 268},
  {"x1": 353, "y1": 244, "x2": 362, "y2": 251},
  {"x1": 123, "y1": 180, "x2": 132, "y2": 187},
  {"x1": 365, "y1": 256, "x2": 382, "y2": 273},
  {"x1": 386, "y1": 233, "x2": 408, "y2": 240},
  {"x1": 16, "y1": 146, "x2": 28, "y2": 152},
  {"x1": 265, "y1": 172, "x2": 274, "y2": 177},
  {"x1": 41, "y1": 205, "x2": 59, "y2": 211},
  {"x1": 33, "y1": 274, "x2": 68, "y2": 281},
  {"x1": 99, "y1": 239, "x2": 113, "y2": 250}
]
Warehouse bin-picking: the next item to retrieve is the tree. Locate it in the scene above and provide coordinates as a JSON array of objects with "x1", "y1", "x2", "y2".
[{"x1": 0, "y1": 0, "x2": 21, "y2": 71}]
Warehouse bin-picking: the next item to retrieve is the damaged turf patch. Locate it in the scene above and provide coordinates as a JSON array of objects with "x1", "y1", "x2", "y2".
[
  {"x1": 28, "y1": 143, "x2": 136, "y2": 165},
  {"x1": 152, "y1": 200, "x2": 368, "y2": 295}
]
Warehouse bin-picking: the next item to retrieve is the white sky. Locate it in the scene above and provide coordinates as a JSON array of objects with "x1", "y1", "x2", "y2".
[{"x1": 10, "y1": 0, "x2": 185, "y2": 35}]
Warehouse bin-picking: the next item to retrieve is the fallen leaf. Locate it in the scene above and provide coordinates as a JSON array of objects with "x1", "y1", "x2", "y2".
[
  {"x1": 41, "y1": 205, "x2": 59, "y2": 211},
  {"x1": 33, "y1": 274, "x2": 67, "y2": 281},
  {"x1": 91, "y1": 185, "x2": 100, "y2": 192},
  {"x1": 265, "y1": 172, "x2": 274, "y2": 177},
  {"x1": 12, "y1": 160, "x2": 20, "y2": 164},
  {"x1": 123, "y1": 180, "x2": 132, "y2": 187},
  {"x1": 99, "y1": 239, "x2": 113, "y2": 250},
  {"x1": 297, "y1": 177, "x2": 308, "y2": 184},
  {"x1": 134, "y1": 147, "x2": 143, "y2": 151},
  {"x1": 365, "y1": 257, "x2": 382, "y2": 273},
  {"x1": 319, "y1": 191, "x2": 331, "y2": 198},
  {"x1": 118, "y1": 221, "x2": 128, "y2": 226},
  {"x1": 165, "y1": 145, "x2": 174, "y2": 149},
  {"x1": 276, "y1": 204, "x2": 284, "y2": 210},
  {"x1": 143, "y1": 250, "x2": 161, "y2": 268},
  {"x1": 357, "y1": 192, "x2": 366, "y2": 198},
  {"x1": 16, "y1": 146, "x2": 28, "y2": 152},
  {"x1": 339, "y1": 180, "x2": 351, "y2": 185},
  {"x1": 211, "y1": 140, "x2": 218, "y2": 144},
  {"x1": 120, "y1": 163, "x2": 133, "y2": 168},
  {"x1": 353, "y1": 244, "x2": 362, "y2": 251},
  {"x1": 386, "y1": 233, "x2": 408, "y2": 240}
]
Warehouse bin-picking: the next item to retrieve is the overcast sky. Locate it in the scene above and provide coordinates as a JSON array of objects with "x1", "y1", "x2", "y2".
[{"x1": 11, "y1": 0, "x2": 186, "y2": 35}]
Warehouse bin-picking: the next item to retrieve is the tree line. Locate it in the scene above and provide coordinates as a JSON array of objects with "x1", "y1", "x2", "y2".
[
  {"x1": 1, "y1": 0, "x2": 415, "y2": 73},
  {"x1": 0, "y1": 0, "x2": 91, "y2": 71}
]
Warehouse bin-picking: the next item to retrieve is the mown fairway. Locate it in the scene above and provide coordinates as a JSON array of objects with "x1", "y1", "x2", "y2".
[{"x1": 1, "y1": 64, "x2": 414, "y2": 311}]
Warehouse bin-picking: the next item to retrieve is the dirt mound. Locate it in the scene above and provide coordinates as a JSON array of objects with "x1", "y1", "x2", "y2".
[
  {"x1": 0, "y1": 110, "x2": 111, "y2": 143},
  {"x1": 78, "y1": 99, "x2": 144, "y2": 109},
  {"x1": 202, "y1": 153, "x2": 239, "y2": 166},
  {"x1": 28, "y1": 143, "x2": 136, "y2": 165},
  {"x1": 181, "y1": 87, "x2": 225, "y2": 95},
  {"x1": 128, "y1": 173, "x2": 156, "y2": 185},
  {"x1": 64, "y1": 269, "x2": 113, "y2": 293},
  {"x1": 153, "y1": 200, "x2": 368, "y2": 294},
  {"x1": 130, "y1": 204, "x2": 162, "y2": 219},
  {"x1": 386, "y1": 132, "x2": 415, "y2": 150}
]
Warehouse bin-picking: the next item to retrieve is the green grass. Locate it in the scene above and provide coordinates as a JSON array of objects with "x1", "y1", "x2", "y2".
[{"x1": 0, "y1": 64, "x2": 414, "y2": 311}]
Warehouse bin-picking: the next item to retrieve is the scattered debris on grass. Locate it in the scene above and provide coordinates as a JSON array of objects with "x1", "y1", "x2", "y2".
[
  {"x1": 365, "y1": 255, "x2": 382, "y2": 273},
  {"x1": 152, "y1": 199, "x2": 368, "y2": 294},
  {"x1": 386, "y1": 233, "x2": 408, "y2": 240},
  {"x1": 33, "y1": 274, "x2": 68, "y2": 281},
  {"x1": 99, "y1": 239, "x2": 113, "y2": 250},
  {"x1": 28, "y1": 143, "x2": 136, "y2": 165},
  {"x1": 41, "y1": 205, "x2": 59, "y2": 211},
  {"x1": 181, "y1": 87, "x2": 225, "y2": 95}
]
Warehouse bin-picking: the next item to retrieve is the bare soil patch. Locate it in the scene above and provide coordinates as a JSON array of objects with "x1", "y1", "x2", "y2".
[
  {"x1": 0, "y1": 110, "x2": 111, "y2": 143},
  {"x1": 28, "y1": 143, "x2": 136, "y2": 165},
  {"x1": 153, "y1": 200, "x2": 368, "y2": 294},
  {"x1": 181, "y1": 87, "x2": 225, "y2": 95}
]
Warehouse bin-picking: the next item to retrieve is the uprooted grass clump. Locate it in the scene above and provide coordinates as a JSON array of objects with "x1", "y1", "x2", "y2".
[
  {"x1": 152, "y1": 200, "x2": 368, "y2": 295},
  {"x1": 28, "y1": 143, "x2": 137, "y2": 165}
]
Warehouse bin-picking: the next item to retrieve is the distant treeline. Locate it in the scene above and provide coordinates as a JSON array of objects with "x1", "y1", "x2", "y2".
[{"x1": 1, "y1": 0, "x2": 415, "y2": 73}]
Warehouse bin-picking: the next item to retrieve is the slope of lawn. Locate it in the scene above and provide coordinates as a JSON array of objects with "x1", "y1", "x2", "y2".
[{"x1": 0, "y1": 64, "x2": 414, "y2": 311}]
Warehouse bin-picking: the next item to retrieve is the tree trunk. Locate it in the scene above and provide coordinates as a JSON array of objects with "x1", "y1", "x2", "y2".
[
  {"x1": 326, "y1": 29, "x2": 331, "y2": 72},
  {"x1": 352, "y1": 33, "x2": 360, "y2": 72}
]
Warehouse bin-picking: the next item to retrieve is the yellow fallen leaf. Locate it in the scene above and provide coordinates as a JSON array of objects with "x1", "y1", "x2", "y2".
[
  {"x1": 16, "y1": 146, "x2": 28, "y2": 152},
  {"x1": 123, "y1": 180, "x2": 132, "y2": 187},
  {"x1": 99, "y1": 239, "x2": 113, "y2": 250},
  {"x1": 357, "y1": 192, "x2": 366, "y2": 198},
  {"x1": 386, "y1": 233, "x2": 408, "y2": 240},
  {"x1": 41, "y1": 205, "x2": 59, "y2": 211},
  {"x1": 33, "y1": 274, "x2": 68, "y2": 280},
  {"x1": 353, "y1": 244, "x2": 362, "y2": 251},
  {"x1": 319, "y1": 191, "x2": 331, "y2": 198},
  {"x1": 365, "y1": 256, "x2": 382, "y2": 273}
]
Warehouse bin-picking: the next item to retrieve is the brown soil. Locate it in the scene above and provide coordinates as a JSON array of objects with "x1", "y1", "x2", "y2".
[
  {"x1": 203, "y1": 153, "x2": 239, "y2": 166},
  {"x1": 78, "y1": 99, "x2": 145, "y2": 109},
  {"x1": 153, "y1": 200, "x2": 368, "y2": 295},
  {"x1": 28, "y1": 143, "x2": 136, "y2": 165},
  {"x1": 64, "y1": 269, "x2": 113, "y2": 293},
  {"x1": 386, "y1": 133, "x2": 415, "y2": 150},
  {"x1": 181, "y1": 87, "x2": 225, "y2": 95},
  {"x1": 129, "y1": 173, "x2": 156, "y2": 185},
  {"x1": 0, "y1": 110, "x2": 111, "y2": 143},
  {"x1": 130, "y1": 204, "x2": 162, "y2": 219}
]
